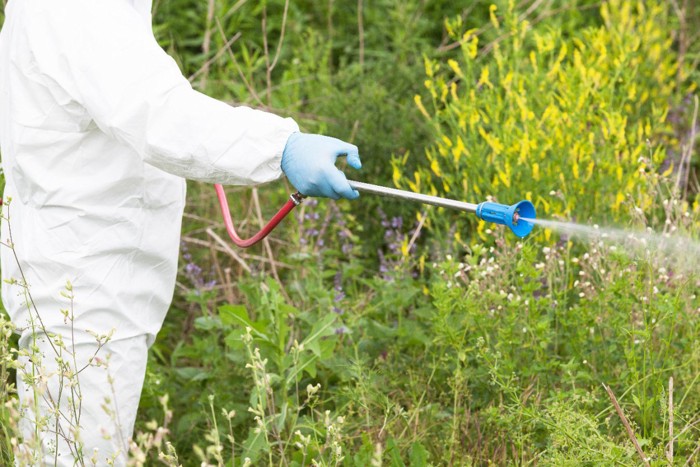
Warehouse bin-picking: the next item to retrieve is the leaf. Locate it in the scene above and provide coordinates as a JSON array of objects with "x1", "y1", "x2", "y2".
[
  {"x1": 219, "y1": 305, "x2": 271, "y2": 341},
  {"x1": 352, "y1": 434, "x2": 376, "y2": 466},
  {"x1": 174, "y1": 367, "x2": 211, "y2": 382},
  {"x1": 193, "y1": 315, "x2": 221, "y2": 331},
  {"x1": 285, "y1": 353, "x2": 319, "y2": 384},
  {"x1": 275, "y1": 402, "x2": 288, "y2": 432},
  {"x1": 242, "y1": 426, "x2": 266, "y2": 464},
  {"x1": 224, "y1": 331, "x2": 245, "y2": 351},
  {"x1": 318, "y1": 338, "x2": 336, "y2": 359},
  {"x1": 219, "y1": 304, "x2": 252, "y2": 327},
  {"x1": 303, "y1": 360, "x2": 317, "y2": 378},
  {"x1": 301, "y1": 313, "x2": 337, "y2": 349},
  {"x1": 307, "y1": 339, "x2": 322, "y2": 358},
  {"x1": 632, "y1": 394, "x2": 642, "y2": 409},
  {"x1": 386, "y1": 438, "x2": 405, "y2": 467},
  {"x1": 409, "y1": 442, "x2": 429, "y2": 466}
]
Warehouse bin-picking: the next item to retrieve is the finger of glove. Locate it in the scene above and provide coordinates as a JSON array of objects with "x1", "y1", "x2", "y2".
[
  {"x1": 325, "y1": 168, "x2": 360, "y2": 200},
  {"x1": 345, "y1": 151, "x2": 362, "y2": 170},
  {"x1": 332, "y1": 142, "x2": 362, "y2": 170}
]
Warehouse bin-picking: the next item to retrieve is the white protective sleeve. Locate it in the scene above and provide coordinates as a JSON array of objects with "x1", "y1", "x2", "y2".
[{"x1": 22, "y1": 0, "x2": 299, "y2": 185}]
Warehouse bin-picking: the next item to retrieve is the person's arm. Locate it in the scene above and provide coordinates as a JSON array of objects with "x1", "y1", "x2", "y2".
[{"x1": 22, "y1": 0, "x2": 298, "y2": 185}]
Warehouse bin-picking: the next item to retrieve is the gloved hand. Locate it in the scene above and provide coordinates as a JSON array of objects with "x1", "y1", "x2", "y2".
[{"x1": 281, "y1": 132, "x2": 362, "y2": 200}]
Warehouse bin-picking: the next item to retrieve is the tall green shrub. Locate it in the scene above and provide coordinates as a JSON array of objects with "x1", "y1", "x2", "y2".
[{"x1": 400, "y1": 0, "x2": 696, "y2": 243}]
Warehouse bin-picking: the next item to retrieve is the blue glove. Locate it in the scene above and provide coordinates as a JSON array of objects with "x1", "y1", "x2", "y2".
[{"x1": 281, "y1": 132, "x2": 362, "y2": 200}]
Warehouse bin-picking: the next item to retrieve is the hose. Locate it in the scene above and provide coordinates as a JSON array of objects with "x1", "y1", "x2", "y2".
[{"x1": 214, "y1": 184, "x2": 304, "y2": 248}]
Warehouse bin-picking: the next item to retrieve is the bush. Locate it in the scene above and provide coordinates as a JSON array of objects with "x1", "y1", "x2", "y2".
[{"x1": 402, "y1": 0, "x2": 697, "y2": 244}]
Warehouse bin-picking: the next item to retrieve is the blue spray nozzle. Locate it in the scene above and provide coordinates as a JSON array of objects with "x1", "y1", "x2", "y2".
[
  {"x1": 476, "y1": 200, "x2": 536, "y2": 238},
  {"x1": 344, "y1": 181, "x2": 537, "y2": 238}
]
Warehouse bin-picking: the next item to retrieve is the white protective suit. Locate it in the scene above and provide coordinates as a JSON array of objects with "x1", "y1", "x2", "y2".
[{"x1": 0, "y1": 0, "x2": 298, "y2": 464}]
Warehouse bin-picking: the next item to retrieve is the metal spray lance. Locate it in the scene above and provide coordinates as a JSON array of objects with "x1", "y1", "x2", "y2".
[{"x1": 214, "y1": 181, "x2": 536, "y2": 248}]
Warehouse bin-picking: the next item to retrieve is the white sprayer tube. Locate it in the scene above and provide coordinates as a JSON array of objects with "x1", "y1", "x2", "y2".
[{"x1": 347, "y1": 180, "x2": 478, "y2": 213}]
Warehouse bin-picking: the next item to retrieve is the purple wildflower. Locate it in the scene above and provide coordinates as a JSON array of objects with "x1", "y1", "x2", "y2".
[
  {"x1": 332, "y1": 271, "x2": 345, "y2": 314},
  {"x1": 376, "y1": 208, "x2": 421, "y2": 280}
]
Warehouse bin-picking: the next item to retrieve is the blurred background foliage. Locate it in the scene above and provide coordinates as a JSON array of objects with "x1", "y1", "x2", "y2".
[{"x1": 1, "y1": 0, "x2": 700, "y2": 465}]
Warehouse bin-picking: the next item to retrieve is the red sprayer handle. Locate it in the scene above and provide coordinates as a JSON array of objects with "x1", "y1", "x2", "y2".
[{"x1": 214, "y1": 184, "x2": 305, "y2": 248}]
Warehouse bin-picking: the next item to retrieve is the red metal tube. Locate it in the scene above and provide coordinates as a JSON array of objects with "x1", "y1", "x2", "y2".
[{"x1": 214, "y1": 184, "x2": 303, "y2": 248}]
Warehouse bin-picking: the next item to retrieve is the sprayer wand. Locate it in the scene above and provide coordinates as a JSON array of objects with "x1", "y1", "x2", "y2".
[{"x1": 214, "y1": 181, "x2": 536, "y2": 248}]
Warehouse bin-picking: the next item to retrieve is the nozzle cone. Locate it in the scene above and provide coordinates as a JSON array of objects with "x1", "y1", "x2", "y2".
[{"x1": 476, "y1": 200, "x2": 536, "y2": 238}]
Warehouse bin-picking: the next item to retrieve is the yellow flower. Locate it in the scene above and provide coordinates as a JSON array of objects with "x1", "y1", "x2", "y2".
[
  {"x1": 448, "y1": 59, "x2": 464, "y2": 78},
  {"x1": 489, "y1": 4, "x2": 500, "y2": 30},
  {"x1": 585, "y1": 161, "x2": 595, "y2": 181},
  {"x1": 477, "y1": 67, "x2": 494, "y2": 89},
  {"x1": 478, "y1": 127, "x2": 504, "y2": 155},
  {"x1": 430, "y1": 159, "x2": 442, "y2": 178},
  {"x1": 462, "y1": 30, "x2": 479, "y2": 59},
  {"x1": 452, "y1": 137, "x2": 466, "y2": 164},
  {"x1": 400, "y1": 239, "x2": 409, "y2": 257},
  {"x1": 423, "y1": 57, "x2": 435, "y2": 78},
  {"x1": 414, "y1": 94, "x2": 430, "y2": 119},
  {"x1": 661, "y1": 162, "x2": 674, "y2": 178},
  {"x1": 529, "y1": 51, "x2": 538, "y2": 71},
  {"x1": 498, "y1": 162, "x2": 512, "y2": 188}
]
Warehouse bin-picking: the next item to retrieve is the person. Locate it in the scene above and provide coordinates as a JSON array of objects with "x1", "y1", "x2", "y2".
[{"x1": 0, "y1": 0, "x2": 361, "y2": 464}]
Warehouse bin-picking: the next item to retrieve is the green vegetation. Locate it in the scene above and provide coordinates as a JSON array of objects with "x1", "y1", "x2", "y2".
[
  {"x1": 404, "y1": 0, "x2": 694, "y2": 238},
  {"x1": 1, "y1": 0, "x2": 699, "y2": 465}
]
